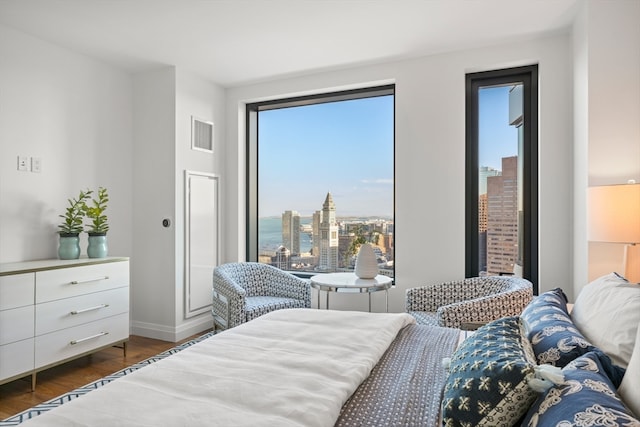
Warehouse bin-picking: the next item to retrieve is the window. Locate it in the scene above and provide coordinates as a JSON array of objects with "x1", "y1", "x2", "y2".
[
  {"x1": 465, "y1": 66, "x2": 538, "y2": 291},
  {"x1": 246, "y1": 86, "x2": 395, "y2": 277}
]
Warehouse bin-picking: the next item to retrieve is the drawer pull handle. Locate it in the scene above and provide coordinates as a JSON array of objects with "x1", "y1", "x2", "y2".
[
  {"x1": 70, "y1": 331, "x2": 109, "y2": 345},
  {"x1": 70, "y1": 304, "x2": 109, "y2": 315},
  {"x1": 70, "y1": 276, "x2": 109, "y2": 285}
]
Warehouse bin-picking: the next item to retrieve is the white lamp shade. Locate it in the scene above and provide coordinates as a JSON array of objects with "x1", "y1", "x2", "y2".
[{"x1": 588, "y1": 183, "x2": 640, "y2": 244}]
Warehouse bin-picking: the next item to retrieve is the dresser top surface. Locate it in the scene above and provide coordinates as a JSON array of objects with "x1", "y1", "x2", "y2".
[{"x1": 0, "y1": 257, "x2": 129, "y2": 276}]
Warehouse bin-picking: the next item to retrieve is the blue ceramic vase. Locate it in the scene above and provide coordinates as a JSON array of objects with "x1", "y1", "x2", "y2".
[
  {"x1": 58, "y1": 234, "x2": 81, "y2": 259},
  {"x1": 87, "y1": 233, "x2": 108, "y2": 258}
]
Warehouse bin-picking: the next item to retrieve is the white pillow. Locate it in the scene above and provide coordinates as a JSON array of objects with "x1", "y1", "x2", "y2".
[
  {"x1": 619, "y1": 323, "x2": 640, "y2": 418},
  {"x1": 571, "y1": 273, "x2": 640, "y2": 368}
]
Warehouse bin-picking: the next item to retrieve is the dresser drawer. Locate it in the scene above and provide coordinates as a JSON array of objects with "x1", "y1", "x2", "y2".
[
  {"x1": 0, "y1": 339, "x2": 34, "y2": 381},
  {"x1": 35, "y1": 313, "x2": 129, "y2": 369},
  {"x1": 36, "y1": 287, "x2": 129, "y2": 336},
  {"x1": 0, "y1": 305, "x2": 34, "y2": 345},
  {"x1": 0, "y1": 273, "x2": 34, "y2": 310},
  {"x1": 36, "y1": 261, "x2": 129, "y2": 303}
]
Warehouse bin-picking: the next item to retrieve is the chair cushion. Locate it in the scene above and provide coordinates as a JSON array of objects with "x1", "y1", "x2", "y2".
[{"x1": 245, "y1": 296, "x2": 308, "y2": 322}]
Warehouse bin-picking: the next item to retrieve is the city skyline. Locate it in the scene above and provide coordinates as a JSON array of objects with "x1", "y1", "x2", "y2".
[
  {"x1": 259, "y1": 213, "x2": 393, "y2": 220},
  {"x1": 260, "y1": 191, "x2": 394, "y2": 247},
  {"x1": 260, "y1": 191, "x2": 395, "y2": 274}
]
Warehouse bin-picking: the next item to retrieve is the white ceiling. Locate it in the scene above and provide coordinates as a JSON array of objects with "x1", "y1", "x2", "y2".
[{"x1": 0, "y1": 0, "x2": 583, "y2": 87}]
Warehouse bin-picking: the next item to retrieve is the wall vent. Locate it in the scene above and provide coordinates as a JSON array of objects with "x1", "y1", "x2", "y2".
[{"x1": 191, "y1": 116, "x2": 214, "y2": 153}]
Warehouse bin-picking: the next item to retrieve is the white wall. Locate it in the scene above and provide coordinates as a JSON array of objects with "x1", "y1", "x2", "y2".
[
  {"x1": 0, "y1": 25, "x2": 224, "y2": 342},
  {"x1": 225, "y1": 34, "x2": 574, "y2": 311},
  {"x1": 572, "y1": 4, "x2": 590, "y2": 297},
  {"x1": 131, "y1": 67, "x2": 177, "y2": 339},
  {"x1": 573, "y1": 0, "x2": 640, "y2": 292},
  {"x1": 131, "y1": 67, "x2": 224, "y2": 341},
  {"x1": 0, "y1": 24, "x2": 133, "y2": 264},
  {"x1": 586, "y1": 0, "x2": 640, "y2": 186},
  {"x1": 173, "y1": 69, "x2": 225, "y2": 337}
]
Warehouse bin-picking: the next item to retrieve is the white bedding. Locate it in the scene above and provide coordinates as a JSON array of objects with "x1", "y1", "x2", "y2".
[{"x1": 21, "y1": 309, "x2": 416, "y2": 427}]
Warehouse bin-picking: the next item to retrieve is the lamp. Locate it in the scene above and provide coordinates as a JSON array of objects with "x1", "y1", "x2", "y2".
[{"x1": 588, "y1": 182, "x2": 640, "y2": 283}]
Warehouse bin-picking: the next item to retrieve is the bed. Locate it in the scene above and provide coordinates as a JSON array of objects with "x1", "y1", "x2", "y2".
[
  {"x1": 8, "y1": 272, "x2": 640, "y2": 426},
  {"x1": 13, "y1": 309, "x2": 461, "y2": 427}
]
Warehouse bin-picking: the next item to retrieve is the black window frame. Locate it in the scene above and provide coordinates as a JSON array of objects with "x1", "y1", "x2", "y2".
[
  {"x1": 245, "y1": 85, "x2": 396, "y2": 274},
  {"x1": 465, "y1": 65, "x2": 539, "y2": 293}
]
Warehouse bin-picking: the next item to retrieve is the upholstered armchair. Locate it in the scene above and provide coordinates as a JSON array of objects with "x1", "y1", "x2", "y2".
[
  {"x1": 212, "y1": 262, "x2": 311, "y2": 330},
  {"x1": 405, "y1": 276, "x2": 533, "y2": 329}
]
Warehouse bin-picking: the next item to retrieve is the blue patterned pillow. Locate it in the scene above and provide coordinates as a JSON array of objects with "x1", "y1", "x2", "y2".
[
  {"x1": 520, "y1": 288, "x2": 595, "y2": 367},
  {"x1": 522, "y1": 351, "x2": 640, "y2": 427},
  {"x1": 442, "y1": 316, "x2": 538, "y2": 427}
]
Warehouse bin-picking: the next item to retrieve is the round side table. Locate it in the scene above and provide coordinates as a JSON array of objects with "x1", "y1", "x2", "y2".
[{"x1": 310, "y1": 272, "x2": 393, "y2": 312}]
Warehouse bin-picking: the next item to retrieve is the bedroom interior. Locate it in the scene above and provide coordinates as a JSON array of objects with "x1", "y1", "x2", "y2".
[{"x1": 0, "y1": 0, "x2": 639, "y2": 425}]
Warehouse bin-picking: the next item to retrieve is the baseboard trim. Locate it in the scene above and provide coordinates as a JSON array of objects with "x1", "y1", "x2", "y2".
[{"x1": 130, "y1": 315, "x2": 213, "y2": 342}]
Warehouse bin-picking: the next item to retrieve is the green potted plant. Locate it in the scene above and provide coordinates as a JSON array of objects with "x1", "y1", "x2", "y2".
[
  {"x1": 57, "y1": 189, "x2": 92, "y2": 259},
  {"x1": 83, "y1": 186, "x2": 109, "y2": 258}
]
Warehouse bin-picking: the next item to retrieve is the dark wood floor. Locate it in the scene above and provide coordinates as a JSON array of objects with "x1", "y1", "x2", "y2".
[{"x1": 0, "y1": 333, "x2": 209, "y2": 420}]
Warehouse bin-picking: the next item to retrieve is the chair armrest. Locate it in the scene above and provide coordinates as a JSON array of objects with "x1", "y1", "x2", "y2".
[
  {"x1": 437, "y1": 288, "x2": 533, "y2": 328},
  {"x1": 211, "y1": 289, "x2": 229, "y2": 329},
  {"x1": 213, "y1": 270, "x2": 247, "y2": 329},
  {"x1": 406, "y1": 281, "x2": 478, "y2": 312}
]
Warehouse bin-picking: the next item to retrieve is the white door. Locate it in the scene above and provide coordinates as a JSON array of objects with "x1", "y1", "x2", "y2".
[{"x1": 185, "y1": 171, "x2": 219, "y2": 318}]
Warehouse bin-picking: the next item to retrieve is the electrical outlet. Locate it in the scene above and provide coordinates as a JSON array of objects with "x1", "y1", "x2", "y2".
[
  {"x1": 17, "y1": 156, "x2": 28, "y2": 171},
  {"x1": 31, "y1": 157, "x2": 42, "y2": 173}
]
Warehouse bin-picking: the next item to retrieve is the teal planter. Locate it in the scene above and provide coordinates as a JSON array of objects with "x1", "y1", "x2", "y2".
[
  {"x1": 58, "y1": 234, "x2": 81, "y2": 259},
  {"x1": 87, "y1": 233, "x2": 108, "y2": 258}
]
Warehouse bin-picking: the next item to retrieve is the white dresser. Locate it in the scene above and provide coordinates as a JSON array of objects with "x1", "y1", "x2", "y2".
[{"x1": 0, "y1": 257, "x2": 129, "y2": 389}]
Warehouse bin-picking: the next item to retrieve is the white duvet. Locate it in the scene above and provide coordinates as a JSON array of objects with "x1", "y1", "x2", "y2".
[{"x1": 21, "y1": 309, "x2": 416, "y2": 427}]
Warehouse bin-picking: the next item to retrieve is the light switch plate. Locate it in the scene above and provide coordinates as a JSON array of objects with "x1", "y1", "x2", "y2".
[
  {"x1": 17, "y1": 156, "x2": 28, "y2": 171},
  {"x1": 31, "y1": 157, "x2": 41, "y2": 173}
]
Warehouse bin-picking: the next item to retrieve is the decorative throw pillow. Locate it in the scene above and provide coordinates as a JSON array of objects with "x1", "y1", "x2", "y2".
[
  {"x1": 521, "y1": 351, "x2": 640, "y2": 427},
  {"x1": 619, "y1": 322, "x2": 640, "y2": 418},
  {"x1": 441, "y1": 316, "x2": 537, "y2": 427},
  {"x1": 520, "y1": 288, "x2": 595, "y2": 367},
  {"x1": 571, "y1": 272, "x2": 640, "y2": 368}
]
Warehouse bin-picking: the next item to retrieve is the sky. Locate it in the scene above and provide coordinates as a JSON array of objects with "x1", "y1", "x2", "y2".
[
  {"x1": 257, "y1": 87, "x2": 516, "y2": 218},
  {"x1": 478, "y1": 85, "x2": 519, "y2": 170},
  {"x1": 258, "y1": 95, "x2": 394, "y2": 218}
]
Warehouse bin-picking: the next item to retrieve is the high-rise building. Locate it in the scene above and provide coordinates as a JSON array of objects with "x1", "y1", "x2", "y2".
[
  {"x1": 281, "y1": 210, "x2": 300, "y2": 255},
  {"x1": 312, "y1": 210, "x2": 321, "y2": 256},
  {"x1": 478, "y1": 166, "x2": 500, "y2": 273},
  {"x1": 478, "y1": 193, "x2": 488, "y2": 273},
  {"x1": 486, "y1": 156, "x2": 518, "y2": 275},
  {"x1": 274, "y1": 246, "x2": 290, "y2": 270},
  {"x1": 318, "y1": 192, "x2": 339, "y2": 271},
  {"x1": 479, "y1": 166, "x2": 500, "y2": 195}
]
